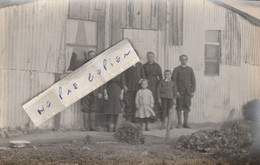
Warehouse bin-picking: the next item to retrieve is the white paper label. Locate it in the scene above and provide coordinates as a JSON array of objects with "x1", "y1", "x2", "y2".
[{"x1": 23, "y1": 39, "x2": 140, "y2": 126}]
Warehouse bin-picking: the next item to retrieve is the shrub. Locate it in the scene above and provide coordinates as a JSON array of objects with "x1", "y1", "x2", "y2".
[
  {"x1": 243, "y1": 99, "x2": 260, "y2": 122},
  {"x1": 114, "y1": 121, "x2": 145, "y2": 145},
  {"x1": 84, "y1": 134, "x2": 93, "y2": 144}
]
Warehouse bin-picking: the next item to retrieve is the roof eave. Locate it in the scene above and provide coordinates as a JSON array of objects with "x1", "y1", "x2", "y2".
[{"x1": 209, "y1": 0, "x2": 260, "y2": 27}]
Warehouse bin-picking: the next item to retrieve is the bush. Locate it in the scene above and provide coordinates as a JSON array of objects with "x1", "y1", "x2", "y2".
[
  {"x1": 175, "y1": 120, "x2": 252, "y2": 159},
  {"x1": 243, "y1": 99, "x2": 260, "y2": 122},
  {"x1": 114, "y1": 121, "x2": 145, "y2": 145},
  {"x1": 84, "y1": 134, "x2": 93, "y2": 144}
]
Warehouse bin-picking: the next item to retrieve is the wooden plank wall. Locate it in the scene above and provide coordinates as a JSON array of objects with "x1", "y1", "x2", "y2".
[
  {"x1": 166, "y1": 0, "x2": 260, "y2": 123},
  {"x1": 0, "y1": 0, "x2": 68, "y2": 73},
  {"x1": 68, "y1": 0, "x2": 106, "y2": 54},
  {"x1": 109, "y1": 0, "x2": 182, "y2": 46},
  {"x1": 222, "y1": 11, "x2": 241, "y2": 66},
  {"x1": 0, "y1": 0, "x2": 68, "y2": 129},
  {"x1": 240, "y1": 17, "x2": 260, "y2": 66},
  {"x1": 68, "y1": 0, "x2": 184, "y2": 52},
  {"x1": 1, "y1": 0, "x2": 260, "y2": 129}
]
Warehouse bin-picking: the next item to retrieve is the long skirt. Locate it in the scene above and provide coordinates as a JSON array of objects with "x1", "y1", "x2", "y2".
[{"x1": 106, "y1": 82, "x2": 122, "y2": 114}]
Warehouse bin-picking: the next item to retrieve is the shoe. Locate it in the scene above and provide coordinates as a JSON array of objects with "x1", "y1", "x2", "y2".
[
  {"x1": 183, "y1": 124, "x2": 191, "y2": 128},
  {"x1": 160, "y1": 120, "x2": 165, "y2": 130},
  {"x1": 160, "y1": 124, "x2": 165, "y2": 130},
  {"x1": 89, "y1": 113, "x2": 96, "y2": 131},
  {"x1": 89, "y1": 128, "x2": 97, "y2": 131},
  {"x1": 183, "y1": 111, "x2": 191, "y2": 129},
  {"x1": 176, "y1": 111, "x2": 182, "y2": 129},
  {"x1": 176, "y1": 123, "x2": 182, "y2": 129},
  {"x1": 107, "y1": 124, "x2": 111, "y2": 132},
  {"x1": 112, "y1": 124, "x2": 117, "y2": 132}
]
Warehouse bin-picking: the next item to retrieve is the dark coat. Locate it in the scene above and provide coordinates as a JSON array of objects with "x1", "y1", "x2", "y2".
[
  {"x1": 104, "y1": 74, "x2": 125, "y2": 114},
  {"x1": 67, "y1": 52, "x2": 87, "y2": 71},
  {"x1": 172, "y1": 66, "x2": 196, "y2": 95},
  {"x1": 157, "y1": 79, "x2": 177, "y2": 99},
  {"x1": 124, "y1": 62, "x2": 146, "y2": 92}
]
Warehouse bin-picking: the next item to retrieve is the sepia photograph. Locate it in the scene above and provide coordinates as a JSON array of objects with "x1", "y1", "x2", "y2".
[{"x1": 0, "y1": 0, "x2": 260, "y2": 164}]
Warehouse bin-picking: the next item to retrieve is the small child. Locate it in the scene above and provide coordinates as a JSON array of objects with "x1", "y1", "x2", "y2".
[
  {"x1": 135, "y1": 79, "x2": 156, "y2": 131},
  {"x1": 157, "y1": 70, "x2": 177, "y2": 130}
]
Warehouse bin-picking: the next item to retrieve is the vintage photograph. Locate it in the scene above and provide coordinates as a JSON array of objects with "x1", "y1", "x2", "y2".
[{"x1": 0, "y1": 0, "x2": 260, "y2": 164}]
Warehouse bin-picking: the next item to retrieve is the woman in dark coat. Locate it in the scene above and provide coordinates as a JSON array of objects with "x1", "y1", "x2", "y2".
[
  {"x1": 123, "y1": 62, "x2": 146, "y2": 122},
  {"x1": 143, "y1": 52, "x2": 163, "y2": 119},
  {"x1": 103, "y1": 74, "x2": 125, "y2": 132}
]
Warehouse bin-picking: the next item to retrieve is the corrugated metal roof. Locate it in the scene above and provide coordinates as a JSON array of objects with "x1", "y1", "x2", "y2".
[
  {"x1": 210, "y1": 0, "x2": 260, "y2": 26},
  {"x1": 0, "y1": 0, "x2": 39, "y2": 9}
]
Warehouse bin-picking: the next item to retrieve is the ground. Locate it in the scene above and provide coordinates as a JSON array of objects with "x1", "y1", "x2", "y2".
[{"x1": 0, "y1": 122, "x2": 247, "y2": 164}]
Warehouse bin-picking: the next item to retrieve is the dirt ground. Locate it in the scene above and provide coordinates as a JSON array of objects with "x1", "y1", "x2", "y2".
[
  {"x1": 0, "y1": 132, "x2": 230, "y2": 165},
  {"x1": 0, "y1": 122, "x2": 250, "y2": 165}
]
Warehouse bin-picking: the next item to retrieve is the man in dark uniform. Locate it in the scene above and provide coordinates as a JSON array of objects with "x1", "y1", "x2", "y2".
[
  {"x1": 172, "y1": 54, "x2": 196, "y2": 128},
  {"x1": 123, "y1": 61, "x2": 146, "y2": 122},
  {"x1": 143, "y1": 52, "x2": 163, "y2": 120}
]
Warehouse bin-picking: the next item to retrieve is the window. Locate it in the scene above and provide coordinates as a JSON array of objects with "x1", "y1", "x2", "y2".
[
  {"x1": 66, "y1": 19, "x2": 97, "y2": 71},
  {"x1": 205, "y1": 30, "x2": 221, "y2": 76}
]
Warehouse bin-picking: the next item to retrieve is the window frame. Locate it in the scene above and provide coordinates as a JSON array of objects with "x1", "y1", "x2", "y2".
[{"x1": 204, "y1": 30, "x2": 221, "y2": 77}]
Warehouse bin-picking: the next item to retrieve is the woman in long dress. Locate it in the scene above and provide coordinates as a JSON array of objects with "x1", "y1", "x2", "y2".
[
  {"x1": 143, "y1": 52, "x2": 162, "y2": 119},
  {"x1": 104, "y1": 74, "x2": 125, "y2": 132}
]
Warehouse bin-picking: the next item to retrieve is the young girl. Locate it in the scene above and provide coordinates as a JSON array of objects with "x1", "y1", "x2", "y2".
[{"x1": 135, "y1": 79, "x2": 156, "y2": 131}]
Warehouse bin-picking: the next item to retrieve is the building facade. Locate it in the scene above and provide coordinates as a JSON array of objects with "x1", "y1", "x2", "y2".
[{"x1": 0, "y1": 0, "x2": 260, "y2": 129}]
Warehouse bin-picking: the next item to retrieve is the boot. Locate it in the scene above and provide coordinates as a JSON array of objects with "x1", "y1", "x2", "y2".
[
  {"x1": 145, "y1": 119, "x2": 150, "y2": 131},
  {"x1": 106, "y1": 114, "x2": 112, "y2": 132},
  {"x1": 176, "y1": 111, "x2": 182, "y2": 129},
  {"x1": 160, "y1": 118, "x2": 165, "y2": 130},
  {"x1": 113, "y1": 114, "x2": 118, "y2": 132},
  {"x1": 82, "y1": 112, "x2": 89, "y2": 131},
  {"x1": 165, "y1": 117, "x2": 170, "y2": 131},
  {"x1": 88, "y1": 113, "x2": 97, "y2": 131},
  {"x1": 183, "y1": 111, "x2": 191, "y2": 128}
]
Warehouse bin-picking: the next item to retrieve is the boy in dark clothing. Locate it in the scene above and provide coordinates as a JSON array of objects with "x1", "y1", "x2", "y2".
[
  {"x1": 157, "y1": 70, "x2": 177, "y2": 130},
  {"x1": 172, "y1": 54, "x2": 196, "y2": 128}
]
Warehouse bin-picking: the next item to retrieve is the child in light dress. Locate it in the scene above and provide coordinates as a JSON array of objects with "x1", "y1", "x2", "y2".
[{"x1": 135, "y1": 79, "x2": 156, "y2": 131}]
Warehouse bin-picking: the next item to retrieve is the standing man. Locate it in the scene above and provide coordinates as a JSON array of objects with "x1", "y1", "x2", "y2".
[
  {"x1": 143, "y1": 52, "x2": 163, "y2": 120},
  {"x1": 81, "y1": 50, "x2": 102, "y2": 131},
  {"x1": 123, "y1": 59, "x2": 146, "y2": 122},
  {"x1": 172, "y1": 54, "x2": 196, "y2": 128}
]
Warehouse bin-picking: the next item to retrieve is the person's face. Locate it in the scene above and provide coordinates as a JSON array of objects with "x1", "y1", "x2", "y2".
[
  {"x1": 141, "y1": 81, "x2": 148, "y2": 89},
  {"x1": 180, "y1": 56, "x2": 188, "y2": 65},
  {"x1": 165, "y1": 71, "x2": 171, "y2": 79},
  {"x1": 88, "y1": 51, "x2": 96, "y2": 59},
  {"x1": 147, "y1": 53, "x2": 154, "y2": 63}
]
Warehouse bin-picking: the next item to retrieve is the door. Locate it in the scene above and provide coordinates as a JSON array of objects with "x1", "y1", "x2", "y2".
[{"x1": 124, "y1": 29, "x2": 158, "y2": 63}]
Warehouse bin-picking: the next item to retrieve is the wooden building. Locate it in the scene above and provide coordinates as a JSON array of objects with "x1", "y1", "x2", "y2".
[{"x1": 0, "y1": 0, "x2": 260, "y2": 129}]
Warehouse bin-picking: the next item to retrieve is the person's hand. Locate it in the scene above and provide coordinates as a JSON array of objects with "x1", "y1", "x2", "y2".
[
  {"x1": 124, "y1": 86, "x2": 128, "y2": 92},
  {"x1": 190, "y1": 92, "x2": 194, "y2": 97},
  {"x1": 176, "y1": 92, "x2": 180, "y2": 98},
  {"x1": 158, "y1": 98, "x2": 162, "y2": 106},
  {"x1": 173, "y1": 99, "x2": 176, "y2": 105},
  {"x1": 104, "y1": 94, "x2": 108, "y2": 100},
  {"x1": 120, "y1": 93, "x2": 124, "y2": 100},
  {"x1": 97, "y1": 93, "x2": 102, "y2": 99}
]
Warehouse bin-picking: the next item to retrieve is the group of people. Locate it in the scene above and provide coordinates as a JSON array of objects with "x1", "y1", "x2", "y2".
[{"x1": 68, "y1": 50, "x2": 196, "y2": 132}]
